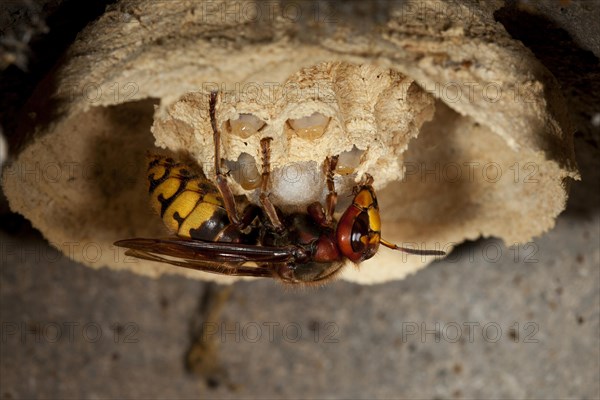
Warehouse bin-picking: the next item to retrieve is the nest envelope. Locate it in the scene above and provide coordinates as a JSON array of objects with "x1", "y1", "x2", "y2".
[{"x1": 2, "y1": 0, "x2": 579, "y2": 284}]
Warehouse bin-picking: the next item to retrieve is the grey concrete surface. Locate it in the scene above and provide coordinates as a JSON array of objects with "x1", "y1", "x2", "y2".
[{"x1": 1, "y1": 0, "x2": 599, "y2": 399}]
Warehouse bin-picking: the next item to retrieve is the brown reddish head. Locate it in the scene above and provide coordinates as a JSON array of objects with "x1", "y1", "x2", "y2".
[
  {"x1": 336, "y1": 175, "x2": 446, "y2": 262},
  {"x1": 336, "y1": 176, "x2": 382, "y2": 263}
]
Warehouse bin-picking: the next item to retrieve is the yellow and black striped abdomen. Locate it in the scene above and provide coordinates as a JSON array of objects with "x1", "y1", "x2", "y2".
[{"x1": 147, "y1": 155, "x2": 229, "y2": 241}]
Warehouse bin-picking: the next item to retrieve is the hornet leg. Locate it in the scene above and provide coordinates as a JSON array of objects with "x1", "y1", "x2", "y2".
[
  {"x1": 258, "y1": 138, "x2": 285, "y2": 232},
  {"x1": 323, "y1": 155, "x2": 339, "y2": 226},
  {"x1": 210, "y1": 91, "x2": 241, "y2": 226}
]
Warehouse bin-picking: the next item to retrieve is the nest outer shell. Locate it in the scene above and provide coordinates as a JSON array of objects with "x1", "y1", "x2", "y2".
[{"x1": 2, "y1": 0, "x2": 579, "y2": 284}]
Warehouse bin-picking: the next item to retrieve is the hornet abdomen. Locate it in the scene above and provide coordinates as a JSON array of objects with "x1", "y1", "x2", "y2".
[{"x1": 147, "y1": 155, "x2": 230, "y2": 241}]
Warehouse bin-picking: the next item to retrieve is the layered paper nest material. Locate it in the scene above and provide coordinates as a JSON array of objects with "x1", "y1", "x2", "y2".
[{"x1": 2, "y1": 0, "x2": 579, "y2": 284}]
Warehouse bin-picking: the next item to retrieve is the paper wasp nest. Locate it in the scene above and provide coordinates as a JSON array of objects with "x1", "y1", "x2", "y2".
[
  {"x1": 151, "y1": 62, "x2": 435, "y2": 211},
  {"x1": 2, "y1": 0, "x2": 579, "y2": 284}
]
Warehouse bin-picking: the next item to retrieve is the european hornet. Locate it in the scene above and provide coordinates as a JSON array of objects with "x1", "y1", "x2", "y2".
[{"x1": 115, "y1": 92, "x2": 445, "y2": 285}]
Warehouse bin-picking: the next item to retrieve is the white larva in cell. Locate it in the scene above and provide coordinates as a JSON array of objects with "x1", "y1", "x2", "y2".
[
  {"x1": 227, "y1": 152, "x2": 261, "y2": 190},
  {"x1": 336, "y1": 146, "x2": 364, "y2": 175},
  {"x1": 287, "y1": 112, "x2": 331, "y2": 141},
  {"x1": 269, "y1": 161, "x2": 326, "y2": 210},
  {"x1": 228, "y1": 114, "x2": 266, "y2": 139}
]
